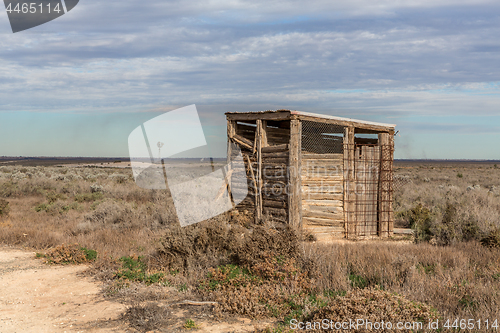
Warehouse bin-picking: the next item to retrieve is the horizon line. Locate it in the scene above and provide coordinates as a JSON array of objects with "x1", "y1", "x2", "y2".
[{"x1": 1, "y1": 156, "x2": 500, "y2": 162}]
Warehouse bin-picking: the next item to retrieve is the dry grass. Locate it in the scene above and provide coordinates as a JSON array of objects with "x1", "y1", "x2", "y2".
[
  {"x1": 306, "y1": 241, "x2": 500, "y2": 321},
  {"x1": 0, "y1": 166, "x2": 175, "y2": 261},
  {"x1": 1, "y1": 162, "x2": 500, "y2": 332},
  {"x1": 393, "y1": 162, "x2": 500, "y2": 245},
  {"x1": 303, "y1": 288, "x2": 439, "y2": 333}
]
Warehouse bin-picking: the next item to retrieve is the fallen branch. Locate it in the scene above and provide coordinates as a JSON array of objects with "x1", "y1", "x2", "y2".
[{"x1": 171, "y1": 300, "x2": 218, "y2": 306}]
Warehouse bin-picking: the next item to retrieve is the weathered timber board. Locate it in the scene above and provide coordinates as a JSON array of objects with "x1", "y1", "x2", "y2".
[
  {"x1": 303, "y1": 217, "x2": 344, "y2": 228},
  {"x1": 300, "y1": 193, "x2": 343, "y2": 201},
  {"x1": 302, "y1": 199, "x2": 343, "y2": 207},
  {"x1": 301, "y1": 179, "x2": 344, "y2": 186},
  {"x1": 301, "y1": 176, "x2": 343, "y2": 182},
  {"x1": 301, "y1": 186, "x2": 343, "y2": 195},
  {"x1": 263, "y1": 199, "x2": 287, "y2": 209},
  {"x1": 303, "y1": 204, "x2": 343, "y2": 215},
  {"x1": 263, "y1": 207, "x2": 287, "y2": 216},
  {"x1": 261, "y1": 144, "x2": 288, "y2": 153},
  {"x1": 302, "y1": 226, "x2": 344, "y2": 238},
  {"x1": 262, "y1": 152, "x2": 289, "y2": 158},
  {"x1": 302, "y1": 153, "x2": 343, "y2": 160},
  {"x1": 302, "y1": 210, "x2": 344, "y2": 220}
]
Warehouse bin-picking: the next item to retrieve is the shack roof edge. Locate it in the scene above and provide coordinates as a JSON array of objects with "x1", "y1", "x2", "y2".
[{"x1": 225, "y1": 110, "x2": 396, "y2": 128}]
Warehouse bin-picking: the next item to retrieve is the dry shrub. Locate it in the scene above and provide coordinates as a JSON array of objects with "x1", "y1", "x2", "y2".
[
  {"x1": 393, "y1": 163, "x2": 500, "y2": 246},
  {"x1": 237, "y1": 225, "x2": 301, "y2": 267},
  {"x1": 88, "y1": 253, "x2": 122, "y2": 281},
  {"x1": 125, "y1": 188, "x2": 153, "y2": 204},
  {"x1": 0, "y1": 178, "x2": 56, "y2": 197},
  {"x1": 107, "y1": 282, "x2": 169, "y2": 302},
  {"x1": 121, "y1": 303, "x2": 169, "y2": 332},
  {"x1": 0, "y1": 199, "x2": 10, "y2": 216},
  {"x1": 480, "y1": 228, "x2": 500, "y2": 248},
  {"x1": 306, "y1": 241, "x2": 500, "y2": 322},
  {"x1": 156, "y1": 217, "x2": 302, "y2": 273},
  {"x1": 0, "y1": 198, "x2": 68, "y2": 249},
  {"x1": 90, "y1": 183, "x2": 104, "y2": 193},
  {"x1": 156, "y1": 216, "x2": 239, "y2": 272},
  {"x1": 37, "y1": 243, "x2": 97, "y2": 264},
  {"x1": 200, "y1": 255, "x2": 313, "y2": 319},
  {"x1": 83, "y1": 199, "x2": 132, "y2": 227},
  {"x1": 229, "y1": 209, "x2": 254, "y2": 226},
  {"x1": 304, "y1": 288, "x2": 438, "y2": 332},
  {"x1": 172, "y1": 222, "x2": 315, "y2": 320},
  {"x1": 155, "y1": 217, "x2": 315, "y2": 320},
  {"x1": 108, "y1": 173, "x2": 129, "y2": 184}
]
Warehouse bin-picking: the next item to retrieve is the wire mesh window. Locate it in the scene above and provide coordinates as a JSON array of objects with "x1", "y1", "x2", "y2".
[{"x1": 301, "y1": 121, "x2": 345, "y2": 154}]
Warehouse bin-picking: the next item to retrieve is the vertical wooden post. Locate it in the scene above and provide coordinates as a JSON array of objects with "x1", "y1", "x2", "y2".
[
  {"x1": 288, "y1": 118, "x2": 302, "y2": 229},
  {"x1": 388, "y1": 130, "x2": 395, "y2": 236},
  {"x1": 261, "y1": 120, "x2": 268, "y2": 147},
  {"x1": 227, "y1": 120, "x2": 235, "y2": 164},
  {"x1": 256, "y1": 120, "x2": 263, "y2": 221},
  {"x1": 343, "y1": 129, "x2": 349, "y2": 238},
  {"x1": 227, "y1": 120, "x2": 236, "y2": 139},
  {"x1": 378, "y1": 132, "x2": 391, "y2": 237},
  {"x1": 343, "y1": 126, "x2": 356, "y2": 238},
  {"x1": 226, "y1": 119, "x2": 236, "y2": 209}
]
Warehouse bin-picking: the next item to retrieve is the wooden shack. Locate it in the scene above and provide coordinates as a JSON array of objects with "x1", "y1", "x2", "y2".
[{"x1": 226, "y1": 110, "x2": 395, "y2": 239}]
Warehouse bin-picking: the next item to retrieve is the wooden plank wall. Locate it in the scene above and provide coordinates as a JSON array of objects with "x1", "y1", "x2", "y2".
[
  {"x1": 262, "y1": 143, "x2": 289, "y2": 222},
  {"x1": 228, "y1": 120, "x2": 290, "y2": 222},
  {"x1": 301, "y1": 152, "x2": 344, "y2": 238},
  {"x1": 237, "y1": 123, "x2": 289, "y2": 146},
  {"x1": 228, "y1": 116, "x2": 394, "y2": 239}
]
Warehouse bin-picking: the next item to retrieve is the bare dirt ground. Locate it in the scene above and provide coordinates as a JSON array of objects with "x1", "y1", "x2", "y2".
[
  {"x1": 0, "y1": 246, "x2": 271, "y2": 333},
  {"x1": 0, "y1": 246, "x2": 128, "y2": 332}
]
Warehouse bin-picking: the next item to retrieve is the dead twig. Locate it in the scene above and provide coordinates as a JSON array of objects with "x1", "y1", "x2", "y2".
[{"x1": 170, "y1": 300, "x2": 218, "y2": 306}]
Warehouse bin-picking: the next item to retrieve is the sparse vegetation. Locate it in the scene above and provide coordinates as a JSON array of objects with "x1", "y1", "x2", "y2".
[
  {"x1": 74, "y1": 191, "x2": 104, "y2": 202},
  {"x1": 394, "y1": 162, "x2": 500, "y2": 245},
  {"x1": 301, "y1": 288, "x2": 439, "y2": 333},
  {"x1": 121, "y1": 303, "x2": 169, "y2": 332},
  {"x1": 0, "y1": 199, "x2": 10, "y2": 216},
  {"x1": 183, "y1": 318, "x2": 200, "y2": 329},
  {"x1": 115, "y1": 255, "x2": 165, "y2": 285},
  {"x1": 36, "y1": 243, "x2": 97, "y2": 264},
  {"x1": 1, "y1": 161, "x2": 500, "y2": 332}
]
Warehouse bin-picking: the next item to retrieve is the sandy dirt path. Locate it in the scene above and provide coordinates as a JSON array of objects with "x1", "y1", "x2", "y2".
[
  {"x1": 0, "y1": 246, "x2": 127, "y2": 333},
  {"x1": 0, "y1": 246, "x2": 272, "y2": 333}
]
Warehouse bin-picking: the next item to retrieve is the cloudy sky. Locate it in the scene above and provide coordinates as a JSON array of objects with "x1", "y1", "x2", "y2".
[{"x1": 1, "y1": 0, "x2": 500, "y2": 159}]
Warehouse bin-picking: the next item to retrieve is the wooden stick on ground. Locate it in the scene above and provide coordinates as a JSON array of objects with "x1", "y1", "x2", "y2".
[{"x1": 171, "y1": 300, "x2": 218, "y2": 306}]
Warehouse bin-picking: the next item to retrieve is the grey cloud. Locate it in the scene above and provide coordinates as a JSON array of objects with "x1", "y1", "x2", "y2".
[{"x1": 1, "y1": 0, "x2": 500, "y2": 119}]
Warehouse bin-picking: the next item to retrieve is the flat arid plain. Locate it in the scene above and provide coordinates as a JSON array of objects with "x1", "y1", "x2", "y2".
[{"x1": 1, "y1": 159, "x2": 500, "y2": 332}]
